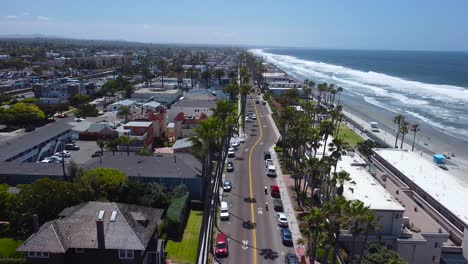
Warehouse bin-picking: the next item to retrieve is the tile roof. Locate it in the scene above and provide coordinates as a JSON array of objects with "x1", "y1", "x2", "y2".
[
  {"x1": 17, "y1": 202, "x2": 163, "y2": 252},
  {"x1": 174, "y1": 112, "x2": 185, "y2": 121}
]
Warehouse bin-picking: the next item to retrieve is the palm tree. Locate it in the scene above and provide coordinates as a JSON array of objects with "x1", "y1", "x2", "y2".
[
  {"x1": 411, "y1": 124, "x2": 420, "y2": 151},
  {"x1": 348, "y1": 200, "x2": 369, "y2": 264},
  {"x1": 393, "y1": 114, "x2": 404, "y2": 148},
  {"x1": 106, "y1": 138, "x2": 119, "y2": 156},
  {"x1": 319, "y1": 120, "x2": 335, "y2": 159},
  {"x1": 357, "y1": 211, "x2": 381, "y2": 264},
  {"x1": 239, "y1": 84, "x2": 253, "y2": 133},
  {"x1": 190, "y1": 117, "x2": 220, "y2": 183},
  {"x1": 157, "y1": 59, "x2": 167, "y2": 88},
  {"x1": 399, "y1": 120, "x2": 410, "y2": 149},
  {"x1": 117, "y1": 106, "x2": 131, "y2": 123},
  {"x1": 224, "y1": 81, "x2": 239, "y2": 102},
  {"x1": 336, "y1": 87, "x2": 343, "y2": 105},
  {"x1": 214, "y1": 69, "x2": 225, "y2": 87},
  {"x1": 305, "y1": 207, "x2": 325, "y2": 263}
]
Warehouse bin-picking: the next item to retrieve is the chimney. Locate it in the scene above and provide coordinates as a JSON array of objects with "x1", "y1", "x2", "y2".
[
  {"x1": 96, "y1": 211, "x2": 105, "y2": 249},
  {"x1": 32, "y1": 214, "x2": 39, "y2": 233}
]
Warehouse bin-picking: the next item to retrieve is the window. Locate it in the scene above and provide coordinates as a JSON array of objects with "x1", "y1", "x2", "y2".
[
  {"x1": 75, "y1": 248, "x2": 84, "y2": 253},
  {"x1": 434, "y1": 242, "x2": 438, "y2": 248},
  {"x1": 119, "y1": 249, "x2": 134, "y2": 259},
  {"x1": 27, "y1": 252, "x2": 50, "y2": 258}
]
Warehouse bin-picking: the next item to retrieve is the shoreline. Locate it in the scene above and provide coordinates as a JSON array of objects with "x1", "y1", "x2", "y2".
[{"x1": 261, "y1": 61, "x2": 468, "y2": 184}]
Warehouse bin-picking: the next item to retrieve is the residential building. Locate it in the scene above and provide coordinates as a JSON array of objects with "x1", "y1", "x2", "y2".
[
  {"x1": 0, "y1": 162, "x2": 64, "y2": 186},
  {"x1": 146, "y1": 106, "x2": 168, "y2": 138},
  {"x1": 337, "y1": 154, "x2": 449, "y2": 264},
  {"x1": 169, "y1": 100, "x2": 216, "y2": 120},
  {"x1": 63, "y1": 54, "x2": 131, "y2": 68},
  {"x1": 172, "y1": 138, "x2": 193, "y2": 153},
  {"x1": 33, "y1": 78, "x2": 86, "y2": 104},
  {"x1": 0, "y1": 118, "x2": 75, "y2": 163},
  {"x1": 173, "y1": 112, "x2": 208, "y2": 139},
  {"x1": 118, "y1": 121, "x2": 153, "y2": 151},
  {"x1": 17, "y1": 201, "x2": 165, "y2": 264},
  {"x1": 133, "y1": 87, "x2": 181, "y2": 106},
  {"x1": 84, "y1": 153, "x2": 204, "y2": 200},
  {"x1": 110, "y1": 99, "x2": 138, "y2": 111},
  {"x1": 263, "y1": 72, "x2": 290, "y2": 82},
  {"x1": 78, "y1": 122, "x2": 118, "y2": 141},
  {"x1": 182, "y1": 64, "x2": 206, "y2": 72}
]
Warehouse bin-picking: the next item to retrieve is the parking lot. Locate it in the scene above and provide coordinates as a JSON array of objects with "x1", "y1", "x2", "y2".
[{"x1": 68, "y1": 140, "x2": 101, "y2": 165}]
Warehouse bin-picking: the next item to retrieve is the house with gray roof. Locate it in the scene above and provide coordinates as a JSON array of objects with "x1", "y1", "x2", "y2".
[
  {"x1": 17, "y1": 201, "x2": 165, "y2": 264},
  {"x1": 83, "y1": 153, "x2": 204, "y2": 200}
]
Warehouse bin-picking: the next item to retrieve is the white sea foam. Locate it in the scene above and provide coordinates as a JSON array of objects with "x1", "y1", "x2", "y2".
[{"x1": 250, "y1": 48, "x2": 468, "y2": 140}]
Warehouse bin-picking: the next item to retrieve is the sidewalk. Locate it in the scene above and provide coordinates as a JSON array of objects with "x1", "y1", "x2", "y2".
[{"x1": 263, "y1": 97, "x2": 309, "y2": 263}]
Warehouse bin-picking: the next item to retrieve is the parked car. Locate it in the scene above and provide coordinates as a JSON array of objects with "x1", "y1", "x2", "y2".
[
  {"x1": 215, "y1": 233, "x2": 229, "y2": 258},
  {"x1": 227, "y1": 147, "x2": 235, "y2": 158},
  {"x1": 223, "y1": 181, "x2": 232, "y2": 192},
  {"x1": 65, "y1": 143, "x2": 80, "y2": 150},
  {"x1": 91, "y1": 151, "x2": 103, "y2": 158},
  {"x1": 55, "y1": 151, "x2": 71, "y2": 158},
  {"x1": 276, "y1": 212, "x2": 288, "y2": 227},
  {"x1": 284, "y1": 253, "x2": 299, "y2": 264},
  {"x1": 255, "y1": 100, "x2": 259, "y2": 104},
  {"x1": 281, "y1": 228, "x2": 293, "y2": 246},
  {"x1": 270, "y1": 185, "x2": 280, "y2": 198},
  {"x1": 262, "y1": 101, "x2": 266, "y2": 105},
  {"x1": 220, "y1": 201, "x2": 230, "y2": 220},
  {"x1": 273, "y1": 198, "x2": 284, "y2": 212},
  {"x1": 251, "y1": 114, "x2": 257, "y2": 120},
  {"x1": 226, "y1": 162, "x2": 234, "y2": 172},
  {"x1": 230, "y1": 138, "x2": 240, "y2": 147},
  {"x1": 264, "y1": 151, "x2": 272, "y2": 160}
]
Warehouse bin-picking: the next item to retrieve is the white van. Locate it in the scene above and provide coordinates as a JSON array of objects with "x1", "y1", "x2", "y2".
[
  {"x1": 266, "y1": 164, "x2": 276, "y2": 177},
  {"x1": 220, "y1": 201, "x2": 229, "y2": 220}
]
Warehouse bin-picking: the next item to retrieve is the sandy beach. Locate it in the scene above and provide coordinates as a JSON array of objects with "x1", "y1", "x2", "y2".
[{"x1": 340, "y1": 91, "x2": 468, "y2": 184}]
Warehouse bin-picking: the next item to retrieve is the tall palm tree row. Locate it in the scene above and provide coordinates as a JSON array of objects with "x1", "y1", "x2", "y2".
[{"x1": 393, "y1": 114, "x2": 421, "y2": 151}]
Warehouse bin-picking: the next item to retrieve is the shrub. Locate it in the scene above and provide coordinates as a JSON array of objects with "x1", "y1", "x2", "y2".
[
  {"x1": 274, "y1": 147, "x2": 282, "y2": 153},
  {"x1": 166, "y1": 193, "x2": 190, "y2": 240},
  {"x1": 0, "y1": 259, "x2": 27, "y2": 264}
]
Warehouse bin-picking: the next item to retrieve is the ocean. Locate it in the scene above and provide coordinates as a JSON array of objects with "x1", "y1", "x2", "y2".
[{"x1": 250, "y1": 48, "x2": 468, "y2": 141}]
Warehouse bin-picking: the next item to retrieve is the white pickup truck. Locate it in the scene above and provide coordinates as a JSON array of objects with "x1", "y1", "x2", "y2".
[{"x1": 265, "y1": 159, "x2": 276, "y2": 177}]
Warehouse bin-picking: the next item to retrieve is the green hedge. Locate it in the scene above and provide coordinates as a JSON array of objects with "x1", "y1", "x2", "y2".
[
  {"x1": 166, "y1": 193, "x2": 190, "y2": 240},
  {"x1": 0, "y1": 259, "x2": 26, "y2": 264}
]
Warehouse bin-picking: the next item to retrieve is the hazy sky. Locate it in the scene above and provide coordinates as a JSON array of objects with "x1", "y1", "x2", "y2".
[{"x1": 1, "y1": 0, "x2": 468, "y2": 51}]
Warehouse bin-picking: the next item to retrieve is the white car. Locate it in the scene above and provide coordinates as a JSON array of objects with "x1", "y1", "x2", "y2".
[
  {"x1": 239, "y1": 136, "x2": 246, "y2": 143},
  {"x1": 251, "y1": 114, "x2": 257, "y2": 120},
  {"x1": 220, "y1": 201, "x2": 230, "y2": 220},
  {"x1": 55, "y1": 151, "x2": 71, "y2": 158},
  {"x1": 230, "y1": 138, "x2": 240, "y2": 147},
  {"x1": 276, "y1": 212, "x2": 288, "y2": 227},
  {"x1": 227, "y1": 147, "x2": 235, "y2": 158}
]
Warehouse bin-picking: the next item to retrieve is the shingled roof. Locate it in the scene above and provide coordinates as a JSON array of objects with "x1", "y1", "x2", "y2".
[{"x1": 17, "y1": 202, "x2": 163, "y2": 253}]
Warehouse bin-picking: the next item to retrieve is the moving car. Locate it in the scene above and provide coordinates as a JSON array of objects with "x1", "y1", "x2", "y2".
[
  {"x1": 285, "y1": 253, "x2": 299, "y2": 264},
  {"x1": 281, "y1": 228, "x2": 293, "y2": 246},
  {"x1": 220, "y1": 201, "x2": 230, "y2": 220},
  {"x1": 226, "y1": 162, "x2": 234, "y2": 172},
  {"x1": 223, "y1": 181, "x2": 232, "y2": 192},
  {"x1": 227, "y1": 147, "x2": 235, "y2": 158},
  {"x1": 251, "y1": 114, "x2": 257, "y2": 120},
  {"x1": 276, "y1": 212, "x2": 288, "y2": 227},
  {"x1": 215, "y1": 233, "x2": 229, "y2": 258}
]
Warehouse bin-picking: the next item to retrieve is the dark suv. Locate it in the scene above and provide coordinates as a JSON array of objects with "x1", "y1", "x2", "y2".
[{"x1": 285, "y1": 253, "x2": 299, "y2": 264}]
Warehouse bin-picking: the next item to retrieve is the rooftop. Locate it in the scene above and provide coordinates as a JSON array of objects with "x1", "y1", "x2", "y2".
[
  {"x1": 111, "y1": 99, "x2": 136, "y2": 106},
  {"x1": 374, "y1": 148, "x2": 468, "y2": 226},
  {"x1": 0, "y1": 118, "x2": 74, "y2": 162},
  {"x1": 0, "y1": 162, "x2": 63, "y2": 177},
  {"x1": 338, "y1": 155, "x2": 405, "y2": 211},
  {"x1": 124, "y1": 121, "x2": 153, "y2": 127},
  {"x1": 172, "y1": 138, "x2": 194, "y2": 150},
  {"x1": 17, "y1": 201, "x2": 163, "y2": 253},
  {"x1": 172, "y1": 100, "x2": 216, "y2": 109},
  {"x1": 84, "y1": 153, "x2": 201, "y2": 179}
]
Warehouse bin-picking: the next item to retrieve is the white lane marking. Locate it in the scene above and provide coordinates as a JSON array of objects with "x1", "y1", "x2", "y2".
[
  {"x1": 257, "y1": 208, "x2": 263, "y2": 215},
  {"x1": 242, "y1": 240, "x2": 249, "y2": 250},
  {"x1": 245, "y1": 148, "x2": 249, "y2": 152},
  {"x1": 262, "y1": 125, "x2": 267, "y2": 128}
]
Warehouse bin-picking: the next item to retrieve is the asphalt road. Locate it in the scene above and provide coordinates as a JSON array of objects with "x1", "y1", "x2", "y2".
[{"x1": 217, "y1": 92, "x2": 295, "y2": 264}]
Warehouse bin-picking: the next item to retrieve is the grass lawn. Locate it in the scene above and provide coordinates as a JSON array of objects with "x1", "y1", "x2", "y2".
[
  {"x1": 166, "y1": 210, "x2": 203, "y2": 264},
  {"x1": 0, "y1": 238, "x2": 24, "y2": 258},
  {"x1": 337, "y1": 125, "x2": 364, "y2": 147}
]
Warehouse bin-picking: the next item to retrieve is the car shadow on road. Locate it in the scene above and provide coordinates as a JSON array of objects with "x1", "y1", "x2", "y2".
[{"x1": 259, "y1": 248, "x2": 280, "y2": 260}]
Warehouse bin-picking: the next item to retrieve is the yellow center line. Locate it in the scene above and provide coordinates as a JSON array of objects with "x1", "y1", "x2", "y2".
[{"x1": 248, "y1": 98, "x2": 263, "y2": 264}]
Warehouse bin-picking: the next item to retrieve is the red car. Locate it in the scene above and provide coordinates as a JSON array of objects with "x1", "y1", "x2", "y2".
[
  {"x1": 270, "y1": 185, "x2": 280, "y2": 198},
  {"x1": 215, "y1": 233, "x2": 229, "y2": 258}
]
